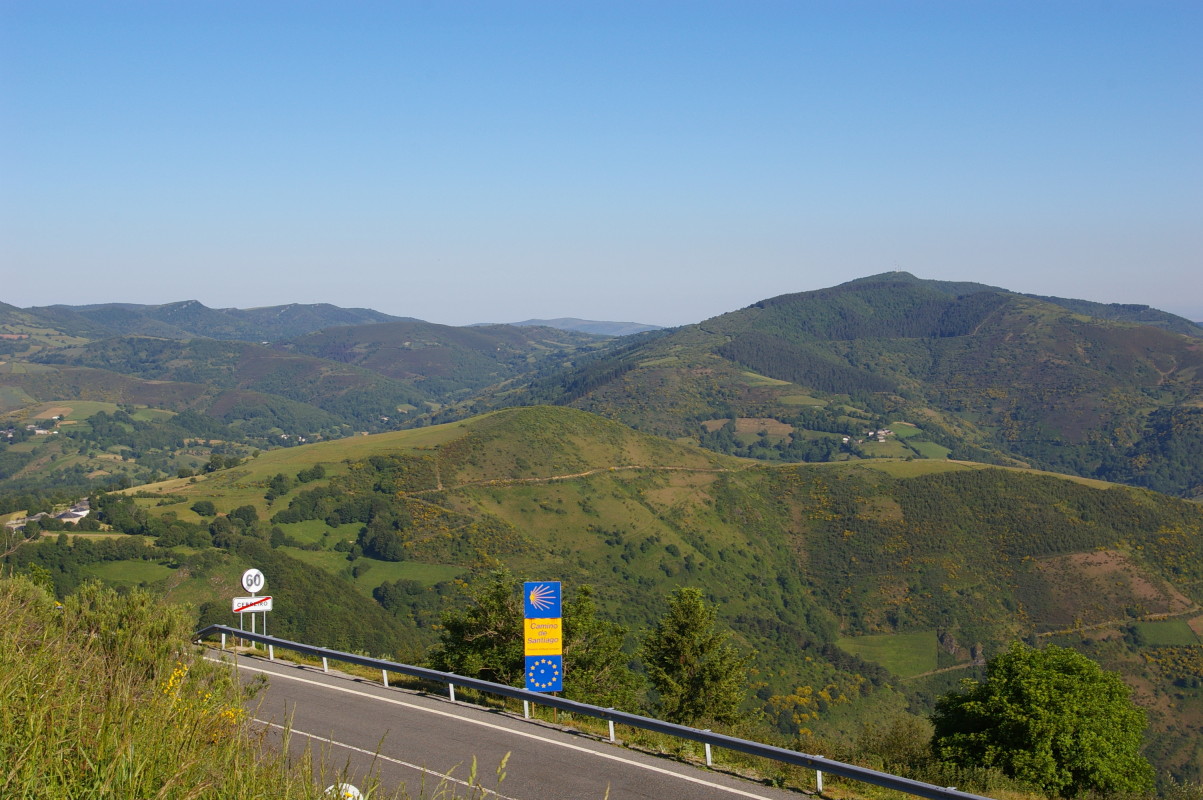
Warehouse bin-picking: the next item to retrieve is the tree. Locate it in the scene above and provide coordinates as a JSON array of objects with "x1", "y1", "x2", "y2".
[
  {"x1": 428, "y1": 570, "x2": 525, "y2": 686},
  {"x1": 428, "y1": 572, "x2": 640, "y2": 705},
  {"x1": 931, "y1": 642, "x2": 1154, "y2": 797},
  {"x1": 562, "y1": 585, "x2": 641, "y2": 710},
  {"x1": 639, "y1": 587, "x2": 751, "y2": 726}
]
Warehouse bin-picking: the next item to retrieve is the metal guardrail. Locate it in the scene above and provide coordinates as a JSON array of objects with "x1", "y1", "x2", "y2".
[{"x1": 194, "y1": 624, "x2": 994, "y2": 800}]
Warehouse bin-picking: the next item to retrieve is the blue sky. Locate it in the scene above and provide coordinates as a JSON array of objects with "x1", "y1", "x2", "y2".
[{"x1": 3, "y1": 1, "x2": 1200, "y2": 326}]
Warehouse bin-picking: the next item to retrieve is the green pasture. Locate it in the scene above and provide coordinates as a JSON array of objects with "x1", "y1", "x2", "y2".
[
  {"x1": 276, "y1": 519, "x2": 334, "y2": 546},
  {"x1": 49, "y1": 401, "x2": 121, "y2": 420},
  {"x1": 0, "y1": 361, "x2": 58, "y2": 374},
  {"x1": 855, "y1": 459, "x2": 972, "y2": 479},
  {"x1": 280, "y1": 547, "x2": 462, "y2": 596},
  {"x1": 82, "y1": 560, "x2": 177, "y2": 586},
  {"x1": 346, "y1": 559, "x2": 464, "y2": 593},
  {"x1": 858, "y1": 439, "x2": 912, "y2": 459},
  {"x1": 778, "y1": 394, "x2": 827, "y2": 406},
  {"x1": 836, "y1": 629, "x2": 938, "y2": 678},
  {"x1": 889, "y1": 423, "x2": 920, "y2": 438},
  {"x1": 907, "y1": 440, "x2": 953, "y2": 459},
  {"x1": 791, "y1": 429, "x2": 844, "y2": 441},
  {"x1": 740, "y1": 371, "x2": 791, "y2": 387},
  {"x1": 636, "y1": 356, "x2": 681, "y2": 368},
  {"x1": 1135, "y1": 619, "x2": 1202, "y2": 647},
  {"x1": 0, "y1": 385, "x2": 35, "y2": 413}
]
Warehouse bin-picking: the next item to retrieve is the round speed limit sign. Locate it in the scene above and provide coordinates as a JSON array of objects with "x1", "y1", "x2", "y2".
[{"x1": 241, "y1": 568, "x2": 265, "y2": 593}]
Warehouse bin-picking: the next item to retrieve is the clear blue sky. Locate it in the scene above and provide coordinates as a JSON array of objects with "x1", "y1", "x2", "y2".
[{"x1": 3, "y1": 1, "x2": 1200, "y2": 326}]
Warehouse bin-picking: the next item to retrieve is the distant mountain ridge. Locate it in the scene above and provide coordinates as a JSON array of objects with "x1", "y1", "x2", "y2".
[
  {"x1": 503, "y1": 318, "x2": 663, "y2": 336},
  {"x1": 486, "y1": 272, "x2": 1203, "y2": 499},
  {"x1": 24, "y1": 301, "x2": 410, "y2": 341}
]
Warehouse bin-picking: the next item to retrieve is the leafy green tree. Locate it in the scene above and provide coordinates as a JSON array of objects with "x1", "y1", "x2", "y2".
[
  {"x1": 428, "y1": 570, "x2": 524, "y2": 686},
  {"x1": 932, "y1": 642, "x2": 1154, "y2": 797},
  {"x1": 190, "y1": 500, "x2": 216, "y2": 517},
  {"x1": 227, "y1": 505, "x2": 259, "y2": 527},
  {"x1": 562, "y1": 585, "x2": 642, "y2": 710},
  {"x1": 640, "y1": 587, "x2": 751, "y2": 726},
  {"x1": 428, "y1": 572, "x2": 640, "y2": 705}
]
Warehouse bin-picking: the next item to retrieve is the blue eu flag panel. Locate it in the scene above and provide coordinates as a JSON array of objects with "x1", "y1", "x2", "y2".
[
  {"x1": 523, "y1": 582, "x2": 562, "y2": 619},
  {"x1": 525, "y1": 655, "x2": 563, "y2": 692}
]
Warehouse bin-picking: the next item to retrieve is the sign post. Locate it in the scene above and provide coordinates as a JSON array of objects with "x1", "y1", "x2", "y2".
[
  {"x1": 237, "y1": 569, "x2": 268, "y2": 648},
  {"x1": 523, "y1": 581, "x2": 563, "y2": 694}
]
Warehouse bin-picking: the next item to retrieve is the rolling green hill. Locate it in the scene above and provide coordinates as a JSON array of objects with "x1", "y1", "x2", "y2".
[
  {"x1": 484, "y1": 274, "x2": 1203, "y2": 499},
  {"x1": 8, "y1": 406, "x2": 1201, "y2": 779}
]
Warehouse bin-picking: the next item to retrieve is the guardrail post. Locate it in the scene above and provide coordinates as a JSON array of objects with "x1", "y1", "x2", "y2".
[
  {"x1": 523, "y1": 700, "x2": 530, "y2": 719},
  {"x1": 703, "y1": 730, "x2": 712, "y2": 766},
  {"x1": 220, "y1": 632, "x2": 226, "y2": 650},
  {"x1": 608, "y1": 718, "x2": 616, "y2": 743},
  {"x1": 322, "y1": 657, "x2": 328, "y2": 673},
  {"x1": 448, "y1": 682, "x2": 456, "y2": 702},
  {"x1": 382, "y1": 670, "x2": 389, "y2": 687},
  {"x1": 817, "y1": 769, "x2": 824, "y2": 794},
  {"x1": 268, "y1": 645, "x2": 275, "y2": 661}
]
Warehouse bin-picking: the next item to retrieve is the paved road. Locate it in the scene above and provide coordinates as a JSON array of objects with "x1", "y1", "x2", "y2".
[{"x1": 210, "y1": 650, "x2": 811, "y2": 800}]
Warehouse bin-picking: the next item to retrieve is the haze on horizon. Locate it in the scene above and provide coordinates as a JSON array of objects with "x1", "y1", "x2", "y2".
[{"x1": 3, "y1": 2, "x2": 1200, "y2": 327}]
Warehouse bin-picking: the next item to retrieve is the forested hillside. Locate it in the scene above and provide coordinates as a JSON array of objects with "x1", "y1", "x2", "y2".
[
  {"x1": 483, "y1": 274, "x2": 1203, "y2": 499},
  {"x1": 6, "y1": 406, "x2": 1201, "y2": 781}
]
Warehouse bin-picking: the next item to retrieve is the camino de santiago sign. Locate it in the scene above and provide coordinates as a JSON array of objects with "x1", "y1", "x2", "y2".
[{"x1": 523, "y1": 581, "x2": 563, "y2": 692}]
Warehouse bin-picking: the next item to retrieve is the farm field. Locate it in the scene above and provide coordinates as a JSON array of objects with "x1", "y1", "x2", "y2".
[
  {"x1": 1135, "y1": 618, "x2": 1203, "y2": 647},
  {"x1": 836, "y1": 630, "x2": 939, "y2": 678},
  {"x1": 82, "y1": 560, "x2": 177, "y2": 586}
]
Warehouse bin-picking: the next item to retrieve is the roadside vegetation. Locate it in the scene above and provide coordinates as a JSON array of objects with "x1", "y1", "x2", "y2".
[{"x1": 0, "y1": 573, "x2": 508, "y2": 800}]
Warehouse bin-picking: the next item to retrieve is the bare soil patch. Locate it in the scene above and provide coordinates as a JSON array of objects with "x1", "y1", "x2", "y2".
[{"x1": 1034, "y1": 550, "x2": 1194, "y2": 629}]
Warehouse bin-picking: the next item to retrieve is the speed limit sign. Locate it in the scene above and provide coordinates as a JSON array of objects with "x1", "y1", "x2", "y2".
[{"x1": 241, "y1": 568, "x2": 265, "y2": 593}]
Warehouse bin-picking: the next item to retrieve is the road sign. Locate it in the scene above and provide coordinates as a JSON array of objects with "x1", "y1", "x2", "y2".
[
  {"x1": 525, "y1": 655, "x2": 563, "y2": 691},
  {"x1": 523, "y1": 581, "x2": 562, "y2": 692},
  {"x1": 241, "y1": 568, "x2": 265, "y2": 593},
  {"x1": 523, "y1": 581, "x2": 561, "y2": 618},
  {"x1": 232, "y1": 595, "x2": 273, "y2": 613},
  {"x1": 524, "y1": 617, "x2": 563, "y2": 655}
]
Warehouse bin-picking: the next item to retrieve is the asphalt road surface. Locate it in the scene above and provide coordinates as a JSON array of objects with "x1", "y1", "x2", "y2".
[{"x1": 209, "y1": 649, "x2": 812, "y2": 800}]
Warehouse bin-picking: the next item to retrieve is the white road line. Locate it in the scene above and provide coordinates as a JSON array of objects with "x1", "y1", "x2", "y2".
[
  {"x1": 255, "y1": 719, "x2": 523, "y2": 800},
  {"x1": 222, "y1": 657, "x2": 781, "y2": 800}
]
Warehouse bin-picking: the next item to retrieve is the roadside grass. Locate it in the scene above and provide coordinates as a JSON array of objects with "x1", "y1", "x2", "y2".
[
  {"x1": 233, "y1": 642, "x2": 1037, "y2": 800},
  {"x1": 0, "y1": 575, "x2": 515, "y2": 800},
  {"x1": 836, "y1": 631, "x2": 938, "y2": 678}
]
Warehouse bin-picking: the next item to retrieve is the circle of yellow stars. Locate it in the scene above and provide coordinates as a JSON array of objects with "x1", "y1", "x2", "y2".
[{"x1": 527, "y1": 657, "x2": 561, "y2": 689}]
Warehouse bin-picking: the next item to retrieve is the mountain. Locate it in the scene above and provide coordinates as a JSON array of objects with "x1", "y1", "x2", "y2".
[
  {"x1": 26, "y1": 301, "x2": 408, "y2": 342},
  {"x1": 282, "y1": 319, "x2": 610, "y2": 397},
  {"x1": 504, "y1": 318, "x2": 664, "y2": 337},
  {"x1": 10, "y1": 405, "x2": 1201, "y2": 779},
  {"x1": 28, "y1": 336, "x2": 429, "y2": 429},
  {"x1": 487, "y1": 274, "x2": 1203, "y2": 499},
  {"x1": 1023, "y1": 295, "x2": 1203, "y2": 338}
]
